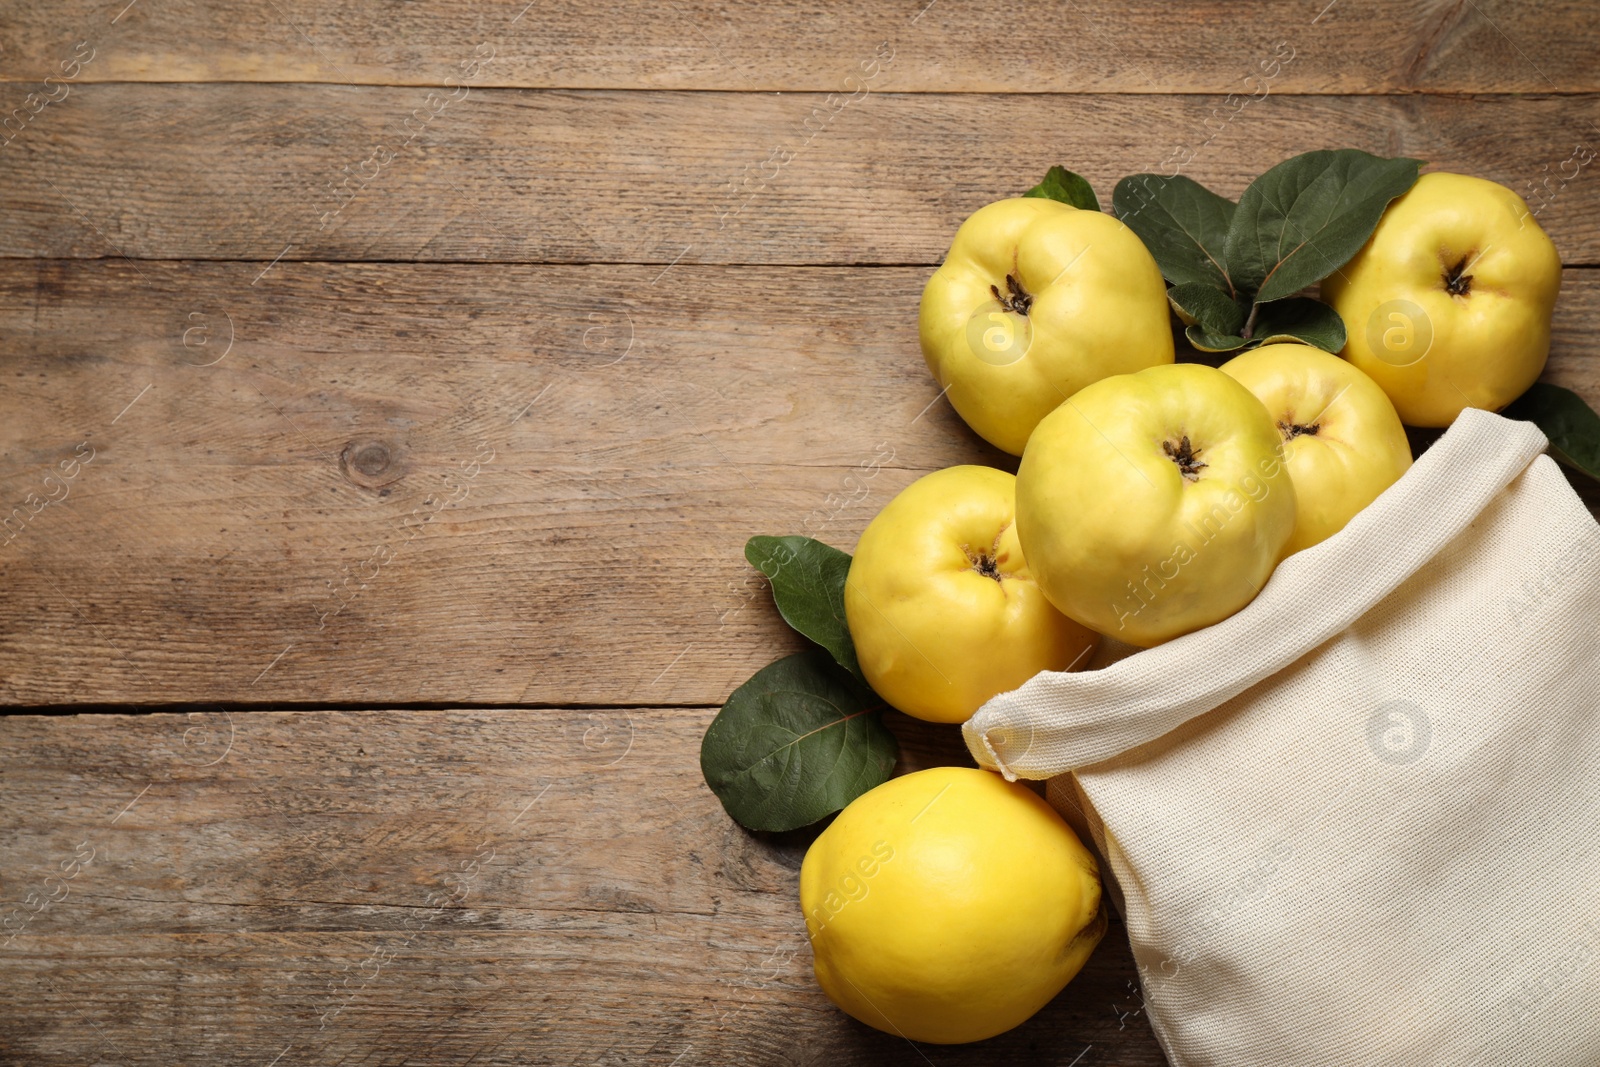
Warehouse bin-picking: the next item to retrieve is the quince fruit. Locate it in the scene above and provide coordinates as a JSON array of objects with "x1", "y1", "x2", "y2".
[
  {"x1": 920, "y1": 198, "x2": 1174, "y2": 455},
  {"x1": 1016, "y1": 364, "x2": 1296, "y2": 646},
  {"x1": 1221, "y1": 344, "x2": 1412, "y2": 556},
  {"x1": 845, "y1": 465, "x2": 1096, "y2": 723},
  {"x1": 1323, "y1": 172, "x2": 1562, "y2": 427},
  {"x1": 801, "y1": 766, "x2": 1105, "y2": 1044}
]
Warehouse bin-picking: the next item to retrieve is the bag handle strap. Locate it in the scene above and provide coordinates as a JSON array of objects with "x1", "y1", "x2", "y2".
[{"x1": 963, "y1": 408, "x2": 1550, "y2": 780}]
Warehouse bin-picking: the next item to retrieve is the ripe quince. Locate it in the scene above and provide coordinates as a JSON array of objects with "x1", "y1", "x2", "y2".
[
  {"x1": 1015, "y1": 364, "x2": 1296, "y2": 646},
  {"x1": 920, "y1": 198, "x2": 1174, "y2": 455},
  {"x1": 1221, "y1": 344, "x2": 1412, "y2": 556},
  {"x1": 801, "y1": 766, "x2": 1105, "y2": 1044},
  {"x1": 845, "y1": 465, "x2": 1097, "y2": 723},
  {"x1": 1323, "y1": 172, "x2": 1562, "y2": 427}
]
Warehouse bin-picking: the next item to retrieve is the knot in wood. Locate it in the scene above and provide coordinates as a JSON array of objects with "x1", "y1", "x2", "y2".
[{"x1": 341, "y1": 438, "x2": 406, "y2": 489}]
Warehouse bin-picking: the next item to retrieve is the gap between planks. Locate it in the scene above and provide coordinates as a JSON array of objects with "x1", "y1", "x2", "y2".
[{"x1": 0, "y1": 701, "x2": 725, "y2": 716}]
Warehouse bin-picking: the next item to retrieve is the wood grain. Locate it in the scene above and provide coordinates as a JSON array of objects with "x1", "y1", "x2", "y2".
[
  {"x1": 0, "y1": 707, "x2": 1165, "y2": 1066},
  {"x1": 3, "y1": 85, "x2": 1598, "y2": 264},
  {"x1": 1, "y1": 0, "x2": 1596, "y2": 93},
  {"x1": 0, "y1": 260, "x2": 1595, "y2": 708},
  {"x1": 7, "y1": 4, "x2": 1594, "y2": 1064}
]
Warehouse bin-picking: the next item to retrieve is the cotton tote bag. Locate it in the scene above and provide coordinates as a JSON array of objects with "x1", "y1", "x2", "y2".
[{"x1": 962, "y1": 408, "x2": 1600, "y2": 1067}]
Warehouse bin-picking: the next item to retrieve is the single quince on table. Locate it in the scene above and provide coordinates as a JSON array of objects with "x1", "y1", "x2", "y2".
[{"x1": 920, "y1": 197, "x2": 1174, "y2": 455}]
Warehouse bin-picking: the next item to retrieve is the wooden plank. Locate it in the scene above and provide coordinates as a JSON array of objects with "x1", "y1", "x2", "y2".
[
  {"x1": 0, "y1": 708, "x2": 1166, "y2": 1065},
  {"x1": 1, "y1": 0, "x2": 1596, "y2": 93},
  {"x1": 0, "y1": 261, "x2": 1595, "y2": 707},
  {"x1": 0, "y1": 259, "x2": 992, "y2": 707},
  {"x1": 2, "y1": 85, "x2": 1598, "y2": 264}
]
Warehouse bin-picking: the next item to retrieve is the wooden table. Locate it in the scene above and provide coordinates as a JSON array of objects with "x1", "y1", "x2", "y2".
[{"x1": 1, "y1": 2, "x2": 1596, "y2": 1063}]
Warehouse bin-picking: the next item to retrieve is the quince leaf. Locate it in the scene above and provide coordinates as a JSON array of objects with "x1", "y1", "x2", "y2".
[
  {"x1": 1185, "y1": 324, "x2": 1249, "y2": 353},
  {"x1": 700, "y1": 649, "x2": 898, "y2": 832},
  {"x1": 1248, "y1": 296, "x2": 1348, "y2": 353},
  {"x1": 1502, "y1": 383, "x2": 1600, "y2": 483},
  {"x1": 1227, "y1": 149, "x2": 1422, "y2": 304},
  {"x1": 1168, "y1": 282, "x2": 1246, "y2": 337},
  {"x1": 1112, "y1": 174, "x2": 1238, "y2": 296},
  {"x1": 744, "y1": 535, "x2": 861, "y2": 680},
  {"x1": 1025, "y1": 165, "x2": 1101, "y2": 211}
]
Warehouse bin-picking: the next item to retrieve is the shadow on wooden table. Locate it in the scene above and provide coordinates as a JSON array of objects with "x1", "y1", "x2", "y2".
[{"x1": 779, "y1": 924, "x2": 1164, "y2": 1067}]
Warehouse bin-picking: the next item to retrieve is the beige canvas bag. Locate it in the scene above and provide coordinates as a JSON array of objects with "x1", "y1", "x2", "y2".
[{"x1": 963, "y1": 408, "x2": 1600, "y2": 1067}]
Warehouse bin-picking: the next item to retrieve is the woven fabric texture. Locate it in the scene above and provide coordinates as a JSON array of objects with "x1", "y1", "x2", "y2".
[{"x1": 963, "y1": 409, "x2": 1600, "y2": 1066}]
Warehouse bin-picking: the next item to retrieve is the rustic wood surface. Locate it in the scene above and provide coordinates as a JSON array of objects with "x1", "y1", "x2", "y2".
[
  {"x1": 2, "y1": 1, "x2": 1597, "y2": 1063},
  {"x1": 2, "y1": 0, "x2": 1597, "y2": 92},
  {"x1": 0, "y1": 261, "x2": 1595, "y2": 707},
  {"x1": 4, "y1": 87, "x2": 1599, "y2": 264},
  {"x1": 0, "y1": 709, "x2": 1164, "y2": 1065}
]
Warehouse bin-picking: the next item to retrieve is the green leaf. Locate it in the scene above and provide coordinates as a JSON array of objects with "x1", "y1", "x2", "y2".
[
  {"x1": 1185, "y1": 324, "x2": 1249, "y2": 353},
  {"x1": 744, "y1": 535, "x2": 861, "y2": 680},
  {"x1": 1501, "y1": 383, "x2": 1600, "y2": 482},
  {"x1": 1248, "y1": 296, "x2": 1348, "y2": 352},
  {"x1": 1112, "y1": 174, "x2": 1238, "y2": 296},
  {"x1": 1168, "y1": 282, "x2": 1246, "y2": 337},
  {"x1": 1024, "y1": 165, "x2": 1101, "y2": 212},
  {"x1": 700, "y1": 649, "x2": 898, "y2": 832},
  {"x1": 1226, "y1": 149, "x2": 1422, "y2": 304}
]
